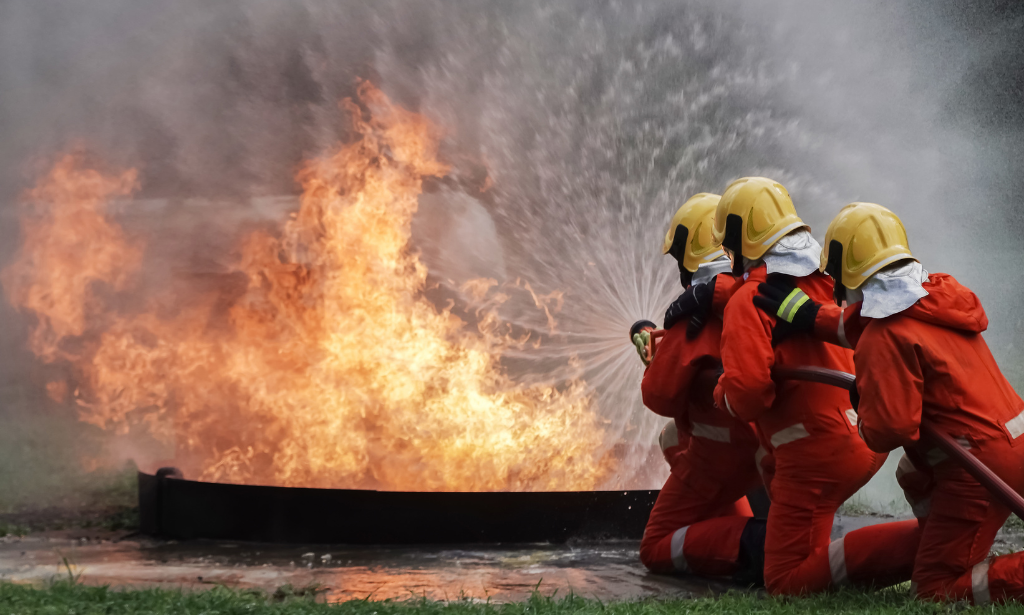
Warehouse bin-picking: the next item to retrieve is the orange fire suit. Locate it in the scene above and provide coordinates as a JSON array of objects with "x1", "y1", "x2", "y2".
[
  {"x1": 715, "y1": 266, "x2": 920, "y2": 595},
  {"x1": 852, "y1": 273, "x2": 1024, "y2": 604},
  {"x1": 639, "y1": 273, "x2": 765, "y2": 581}
]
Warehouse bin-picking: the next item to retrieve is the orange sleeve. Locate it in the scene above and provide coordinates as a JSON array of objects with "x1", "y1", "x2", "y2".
[
  {"x1": 711, "y1": 273, "x2": 740, "y2": 316},
  {"x1": 641, "y1": 325, "x2": 714, "y2": 419},
  {"x1": 854, "y1": 325, "x2": 924, "y2": 452},
  {"x1": 813, "y1": 302, "x2": 866, "y2": 348},
  {"x1": 713, "y1": 283, "x2": 777, "y2": 422}
]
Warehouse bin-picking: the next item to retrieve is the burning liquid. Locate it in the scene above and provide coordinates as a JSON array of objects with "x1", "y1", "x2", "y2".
[{"x1": 2, "y1": 84, "x2": 613, "y2": 491}]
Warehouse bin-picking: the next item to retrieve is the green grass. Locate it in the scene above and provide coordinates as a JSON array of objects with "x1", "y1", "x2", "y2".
[{"x1": 0, "y1": 583, "x2": 1020, "y2": 614}]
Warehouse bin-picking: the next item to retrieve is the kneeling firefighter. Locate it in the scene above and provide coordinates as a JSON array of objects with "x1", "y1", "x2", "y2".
[
  {"x1": 754, "y1": 202, "x2": 1024, "y2": 604},
  {"x1": 631, "y1": 192, "x2": 766, "y2": 586},
  {"x1": 707, "y1": 178, "x2": 920, "y2": 595}
]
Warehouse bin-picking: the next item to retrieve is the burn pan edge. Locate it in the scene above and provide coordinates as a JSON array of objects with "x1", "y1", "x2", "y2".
[{"x1": 138, "y1": 471, "x2": 658, "y2": 544}]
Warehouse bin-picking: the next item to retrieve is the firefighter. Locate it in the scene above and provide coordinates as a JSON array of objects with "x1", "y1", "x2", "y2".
[
  {"x1": 753, "y1": 202, "x2": 1024, "y2": 604},
  {"x1": 631, "y1": 192, "x2": 766, "y2": 585},
  {"x1": 708, "y1": 179, "x2": 920, "y2": 595}
]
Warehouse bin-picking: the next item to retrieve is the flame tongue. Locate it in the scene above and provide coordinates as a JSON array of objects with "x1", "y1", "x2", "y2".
[{"x1": 3, "y1": 83, "x2": 613, "y2": 491}]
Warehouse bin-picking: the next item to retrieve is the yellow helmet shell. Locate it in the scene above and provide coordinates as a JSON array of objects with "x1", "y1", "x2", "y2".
[
  {"x1": 820, "y1": 202, "x2": 915, "y2": 290},
  {"x1": 711, "y1": 177, "x2": 807, "y2": 260},
  {"x1": 662, "y1": 193, "x2": 725, "y2": 273}
]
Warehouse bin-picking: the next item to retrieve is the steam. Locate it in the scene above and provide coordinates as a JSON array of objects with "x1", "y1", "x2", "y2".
[{"x1": 0, "y1": 1, "x2": 1021, "y2": 508}]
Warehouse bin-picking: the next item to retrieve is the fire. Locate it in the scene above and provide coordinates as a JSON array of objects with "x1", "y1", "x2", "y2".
[{"x1": 2, "y1": 83, "x2": 613, "y2": 491}]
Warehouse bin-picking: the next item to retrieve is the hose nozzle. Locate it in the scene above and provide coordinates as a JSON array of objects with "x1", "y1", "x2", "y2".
[{"x1": 629, "y1": 319, "x2": 657, "y2": 341}]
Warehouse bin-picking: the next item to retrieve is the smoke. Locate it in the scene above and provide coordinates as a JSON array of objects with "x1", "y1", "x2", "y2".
[{"x1": 0, "y1": 0, "x2": 1021, "y2": 507}]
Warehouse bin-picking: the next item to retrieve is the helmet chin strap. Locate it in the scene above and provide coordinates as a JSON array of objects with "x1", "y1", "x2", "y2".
[
  {"x1": 825, "y1": 239, "x2": 847, "y2": 306},
  {"x1": 679, "y1": 263, "x2": 694, "y2": 289},
  {"x1": 723, "y1": 214, "x2": 744, "y2": 276}
]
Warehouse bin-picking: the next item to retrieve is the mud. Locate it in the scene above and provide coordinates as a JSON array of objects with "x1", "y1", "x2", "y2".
[{"x1": 3, "y1": 516, "x2": 1021, "y2": 602}]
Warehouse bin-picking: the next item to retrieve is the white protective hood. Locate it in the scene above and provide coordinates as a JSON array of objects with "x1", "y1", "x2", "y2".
[
  {"x1": 691, "y1": 257, "x2": 733, "y2": 287},
  {"x1": 745, "y1": 229, "x2": 822, "y2": 278},
  {"x1": 847, "y1": 259, "x2": 929, "y2": 319}
]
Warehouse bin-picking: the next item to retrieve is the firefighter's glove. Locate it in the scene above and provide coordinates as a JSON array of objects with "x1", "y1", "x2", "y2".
[
  {"x1": 752, "y1": 276, "x2": 821, "y2": 344},
  {"x1": 664, "y1": 277, "x2": 716, "y2": 339},
  {"x1": 632, "y1": 331, "x2": 651, "y2": 366}
]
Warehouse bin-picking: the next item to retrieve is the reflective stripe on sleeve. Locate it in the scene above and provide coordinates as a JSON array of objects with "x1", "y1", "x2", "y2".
[
  {"x1": 972, "y1": 558, "x2": 992, "y2": 605},
  {"x1": 837, "y1": 311, "x2": 852, "y2": 349},
  {"x1": 691, "y1": 423, "x2": 730, "y2": 443},
  {"x1": 659, "y1": 422, "x2": 680, "y2": 452},
  {"x1": 828, "y1": 538, "x2": 848, "y2": 585},
  {"x1": 723, "y1": 394, "x2": 737, "y2": 418},
  {"x1": 770, "y1": 423, "x2": 809, "y2": 448},
  {"x1": 670, "y1": 526, "x2": 690, "y2": 572},
  {"x1": 1006, "y1": 409, "x2": 1024, "y2": 439}
]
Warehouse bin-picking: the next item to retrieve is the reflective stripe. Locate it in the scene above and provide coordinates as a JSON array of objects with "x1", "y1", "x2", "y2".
[
  {"x1": 670, "y1": 526, "x2": 690, "y2": 572},
  {"x1": 659, "y1": 422, "x2": 680, "y2": 452},
  {"x1": 770, "y1": 423, "x2": 809, "y2": 448},
  {"x1": 692, "y1": 422, "x2": 730, "y2": 443},
  {"x1": 828, "y1": 538, "x2": 848, "y2": 585},
  {"x1": 909, "y1": 581, "x2": 919, "y2": 597},
  {"x1": 761, "y1": 221, "x2": 807, "y2": 251},
  {"x1": 926, "y1": 439, "x2": 970, "y2": 466},
  {"x1": 972, "y1": 559, "x2": 991, "y2": 605},
  {"x1": 754, "y1": 446, "x2": 768, "y2": 479},
  {"x1": 845, "y1": 409, "x2": 858, "y2": 426},
  {"x1": 777, "y1": 289, "x2": 809, "y2": 323},
  {"x1": 837, "y1": 311, "x2": 852, "y2": 349},
  {"x1": 723, "y1": 394, "x2": 737, "y2": 418},
  {"x1": 1006, "y1": 409, "x2": 1024, "y2": 439},
  {"x1": 854, "y1": 253, "x2": 914, "y2": 284}
]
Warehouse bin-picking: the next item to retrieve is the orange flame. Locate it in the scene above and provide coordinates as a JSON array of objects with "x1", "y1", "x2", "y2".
[{"x1": 2, "y1": 83, "x2": 613, "y2": 491}]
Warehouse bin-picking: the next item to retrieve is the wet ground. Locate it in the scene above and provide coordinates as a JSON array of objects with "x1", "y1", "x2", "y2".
[{"x1": 2, "y1": 515, "x2": 1020, "y2": 602}]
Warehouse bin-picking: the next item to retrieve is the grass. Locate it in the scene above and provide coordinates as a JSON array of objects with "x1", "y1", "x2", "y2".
[{"x1": 0, "y1": 582, "x2": 1020, "y2": 614}]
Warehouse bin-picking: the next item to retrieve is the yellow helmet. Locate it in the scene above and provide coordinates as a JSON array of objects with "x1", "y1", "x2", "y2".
[
  {"x1": 662, "y1": 193, "x2": 725, "y2": 272},
  {"x1": 711, "y1": 177, "x2": 807, "y2": 270},
  {"x1": 820, "y1": 202, "x2": 915, "y2": 292}
]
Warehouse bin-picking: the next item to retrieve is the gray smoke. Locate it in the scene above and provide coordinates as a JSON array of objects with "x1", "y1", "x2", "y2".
[{"x1": 0, "y1": 0, "x2": 1021, "y2": 508}]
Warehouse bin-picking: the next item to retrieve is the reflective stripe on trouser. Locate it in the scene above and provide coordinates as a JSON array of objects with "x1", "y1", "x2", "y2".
[
  {"x1": 641, "y1": 513, "x2": 753, "y2": 575},
  {"x1": 763, "y1": 445, "x2": 920, "y2": 595},
  {"x1": 912, "y1": 439, "x2": 1024, "y2": 605},
  {"x1": 769, "y1": 519, "x2": 920, "y2": 595},
  {"x1": 663, "y1": 516, "x2": 752, "y2": 576},
  {"x1": 640, "y1": 456, "x2": 759, "y2": 574}
]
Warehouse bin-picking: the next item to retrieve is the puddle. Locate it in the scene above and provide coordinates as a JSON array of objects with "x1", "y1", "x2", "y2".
[
  {"x1": 0, "y1": 537, "x2": 729, "y2": 601},
  {"x1": 3, "y1": 515, "x2": 1013, "y2": 602}
]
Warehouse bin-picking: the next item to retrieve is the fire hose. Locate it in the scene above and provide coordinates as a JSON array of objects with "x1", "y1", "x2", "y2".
[{"x1": 646, "y1": 329, "x2": 1024, "y2": 520}]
